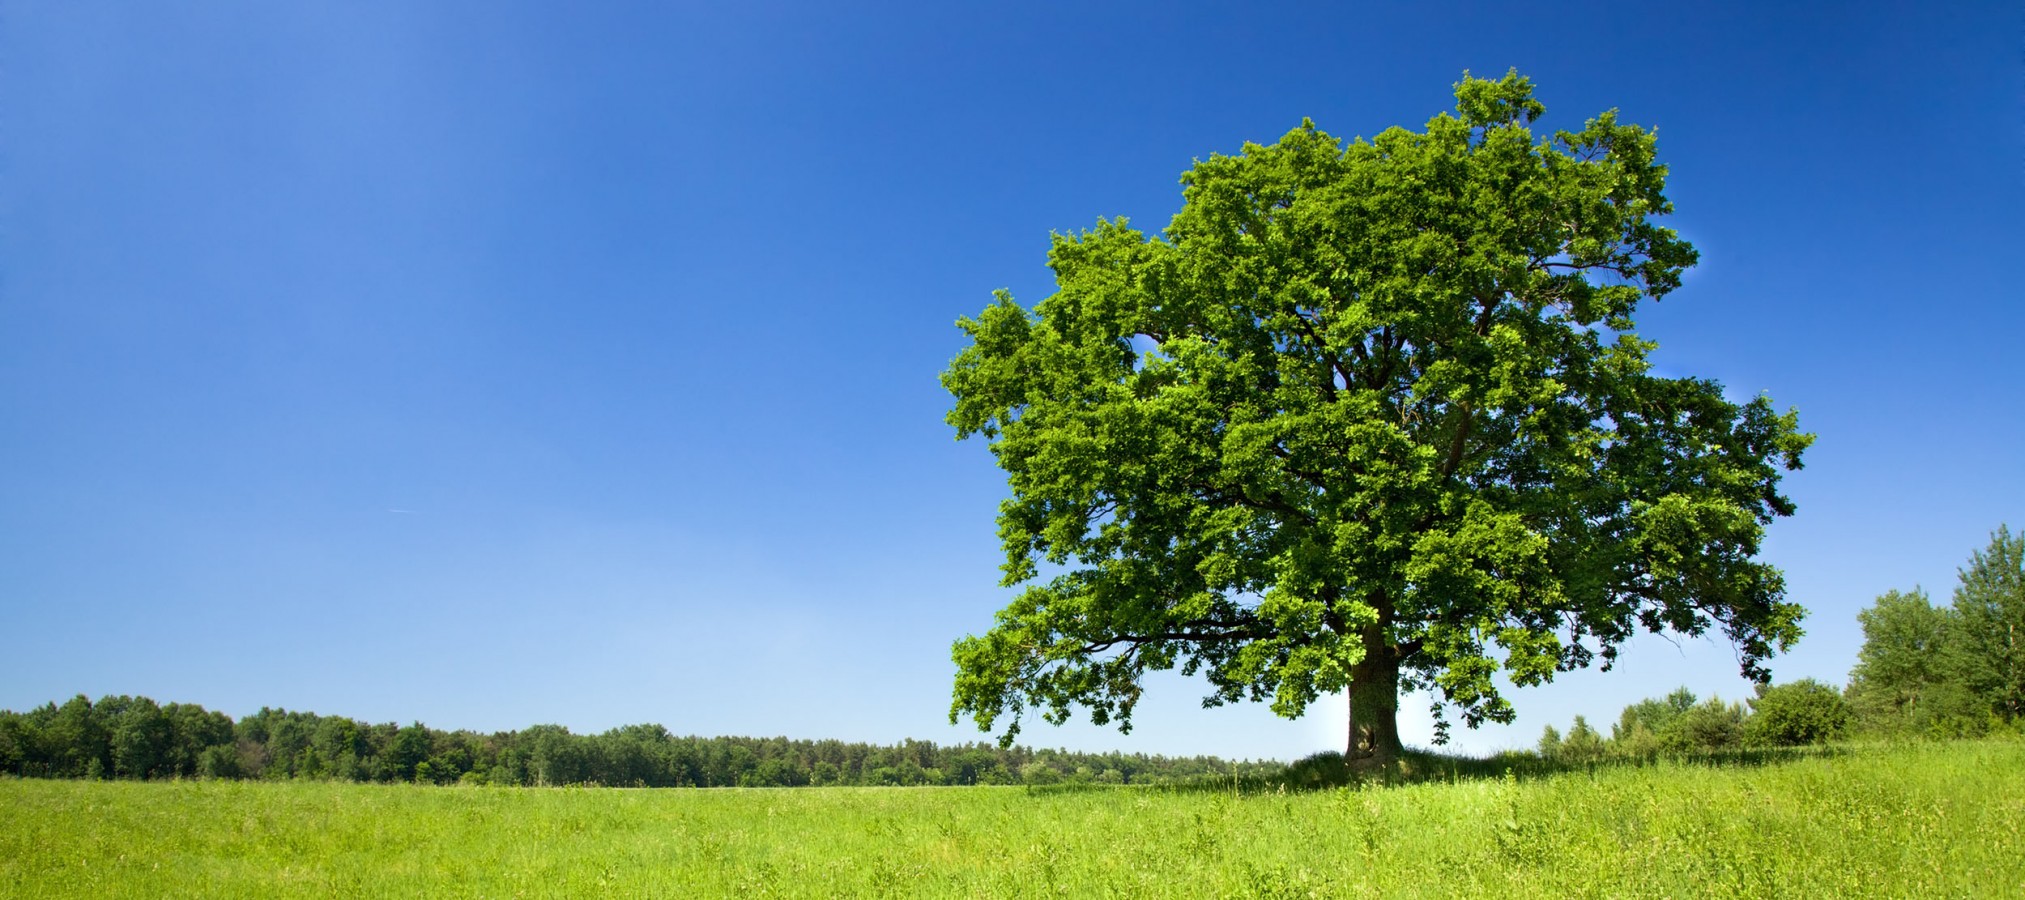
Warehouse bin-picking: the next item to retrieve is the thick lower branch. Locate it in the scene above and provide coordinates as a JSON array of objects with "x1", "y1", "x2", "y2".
[
  {"x1": 1439, "y1": 404, "x2": 1475, "y2": 478},
  {"x1": 1079, "y1": 625, "x2": 1263, "y2": 654}
]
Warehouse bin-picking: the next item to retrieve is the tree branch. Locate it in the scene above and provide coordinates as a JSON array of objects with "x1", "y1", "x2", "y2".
[
  {"x1": 1439, "y1": 402, "x2": 1476, "y2": 479},
  {"x1": 1285, "y1": 308, "x2": 1353, "y2": 400},
  {"x1": 1080, "y1": 624, "x2": 1264, "y2": 654},
  {"x1": 1199, "y1": 485, "x2": 1314, "y2": 526}
]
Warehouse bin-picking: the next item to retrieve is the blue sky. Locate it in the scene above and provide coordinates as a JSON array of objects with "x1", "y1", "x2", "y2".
[{"x1": 3, "y1": 1, "x2": 2019, "y2": 760}]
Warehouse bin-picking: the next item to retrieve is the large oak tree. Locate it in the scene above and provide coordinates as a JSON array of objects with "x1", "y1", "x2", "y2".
[{"x1": 943, "y1": 72, "x2": 1812, "y2": 763}]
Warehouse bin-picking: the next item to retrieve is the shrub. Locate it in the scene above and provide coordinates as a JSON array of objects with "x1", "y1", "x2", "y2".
[
  {"x1": 1560, "y1": 717, "x2": 1607, "y2": 763},
  {"x1": 1613, "y1": 722, "x2": 1663, "y2": 758},
  {"x1": 1536, "y1": 725, "x2": 1562, "y2": 760},
  {"x1": 1662, "y1": 699, "x2": 1746, "y2": 752},
  {"x1": 1744, "y1": 679, "x2": 1851, "y2": 747},
  {"x1": 1613, "y1": 688, "x2": 1697, "y2": 743},
  {"x1": 1020, "y1": 763, "x2": 1061, "y2": 786}
]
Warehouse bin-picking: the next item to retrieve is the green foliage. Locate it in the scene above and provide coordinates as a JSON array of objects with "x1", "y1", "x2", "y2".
[
  {"x1": 387, "y1": 724, "x2": 432, "y2": 783},
  {"x1": 1846, "y1": 588, "x2": 1952, "y2": 731},
  {"x1": 1947, "y1": 526, "x2": 2025, "y2": 720},
  {"x1": 103, "y1": 696, "x2": 179, "y2": 780},
  {"x1": 1663, "y1": 698, "x2": 1747, "y2": 752},
  {"x1": 165, "y1": 703, "x2": 233, "y2": 776},
  {"x1": 1559, "y1": 716, "x2": 1607, "y2": 763},
  {"x1": 1847, "y1": 527, "x2": 2025, "y2": 736},
  {"x1": 942, "y1": 70, "x2": 1810, "y2": 756},
  {"x1": 50, "y1": 695, "x2": 108, "y2": 778},
  {"x1": 1613, "y1": 686, "x2": 1697, "y2": 743},
  {"x1": 196, "y1": 744, "x2": 241, "y2": 779},
  {"x1": 4, "y1": 741, "x2": 2020, "y2": 897},
  {"x1": 0, "y1": 714, "x2": 23, "y2": 773},
  {"x1": 1535, "y1": 724, "x2": 1561, "y2": 759},
  {"x1": 1743, "y1": 679, "x2": 1851, "y2": 747},
  {"x1": 1612, "y1": 722, "x2": 1663, "y2": 758},
  {"x1": 1556, "y1": 683, "x2": 1839, "y2": 759},
  {"x1": 0, "y1": 694, "x2": 1276, "y2": 789}
]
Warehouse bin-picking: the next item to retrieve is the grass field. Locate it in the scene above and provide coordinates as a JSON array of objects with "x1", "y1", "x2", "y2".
[{"x1": 3, "y1": 739, "x2": 2020, "y2": 898}]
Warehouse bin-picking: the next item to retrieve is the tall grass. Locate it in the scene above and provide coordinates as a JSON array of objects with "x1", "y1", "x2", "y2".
[{"x1": 3, "y1": 738, "x2": 2019, "y2": 898}]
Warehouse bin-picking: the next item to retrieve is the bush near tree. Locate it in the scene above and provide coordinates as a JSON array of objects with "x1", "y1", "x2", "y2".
[
  {"x1": 1561, "y1": 717, "x2": 1608, "y2": 762},
  {"x1": 1663, "y1": 698, "x2": 1747, "y2": 752},
  {"x1": 1531, "y1": 528, "x2": 2020, "y2": 761},
  {"x1": 1543, "y1": 684, "x2": 1831, "y2": 760},
  {"x1": 1744, "y1": 678, "x2": 1851, "y2": 747},
  {"x1": 1612, "y1": 687, "x2": 1697, "y2": 745}
]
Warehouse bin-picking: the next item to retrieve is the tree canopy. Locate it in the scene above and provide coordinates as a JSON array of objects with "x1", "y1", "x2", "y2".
[
  {"x1": 943, "y1": 71, "x2": 1812, "y2": 762},
  {"x1": 0, "y1": 694, "x2": 1272, "y2": 788}
]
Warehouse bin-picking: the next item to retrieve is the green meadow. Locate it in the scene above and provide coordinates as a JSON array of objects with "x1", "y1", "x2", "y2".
[{"x1": 4, "y1": 739, "x2": 2020, "y2": 899}]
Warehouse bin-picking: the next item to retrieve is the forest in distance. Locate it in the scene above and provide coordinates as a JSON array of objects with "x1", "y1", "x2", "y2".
[
  {"x1": 0, "y1": 683, "x2": 1870, "y2": 791},
  {"x1": 0, "y1": 698, "x2": 1284, "y2": 789},
  {"x1": 3, "y1": 527, "x2": 2017, "y2": 789}
]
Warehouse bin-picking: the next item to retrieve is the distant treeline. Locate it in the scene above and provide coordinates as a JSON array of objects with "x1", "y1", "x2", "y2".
[
  {"x1": 0, "y1": 696, "x2": 1280, "y2": 787},
  {"x1": 1539, "y1": 527, "x2": 2024, "y2": 761},
  {"x1": 1842, "y1": 526, "x2": 2024, "y2": 738},
  {"x1": 1536, "y1": 680, "x2": 1853, "y2": 763},
  {"x1": 12, "y1": 530, "x2": 2013, "y2": 786}
]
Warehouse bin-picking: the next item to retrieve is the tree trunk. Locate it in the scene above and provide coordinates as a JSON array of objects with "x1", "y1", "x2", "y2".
[{"x1": 1345, "y1": 635, "x2": 1403, "y2": 765}]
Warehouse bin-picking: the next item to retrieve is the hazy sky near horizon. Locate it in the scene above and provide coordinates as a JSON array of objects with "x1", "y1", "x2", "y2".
[{"x1": 4, "y1": 1, "x2": 2020, "y2": 760}]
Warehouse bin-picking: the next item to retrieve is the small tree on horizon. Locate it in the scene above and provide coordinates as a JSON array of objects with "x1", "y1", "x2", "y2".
[
  {"x1": 1537, "y1": 724, "x2": 1562, "y2": 760},
  {"x1": 1846, "y1": 588, "x2": 1951, "y2": 731},
  {"x1": 1663, "y1": 698, "x2": 1747, "y2": 752},
  {"x1": 1613, "y1": 686, "x2": 1699, "y2": 743},
  {"x1": 1743, "y1": 678, "x2": 1850, "y2": 747},
  {"x1": 1848, "y1": 527, "x2": 2025, "y2": 736},
  {"x1": 1947, "y1": 526, "x2": 2025, "y2": 722},
  {"x1": 1560, "y1": 716, "x2": 1607, "y2": 763}
]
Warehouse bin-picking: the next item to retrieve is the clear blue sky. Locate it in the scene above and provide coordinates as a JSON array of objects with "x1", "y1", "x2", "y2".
[{"x1": 3, "y1": 1, "x2": 2019, "y2": 760}]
